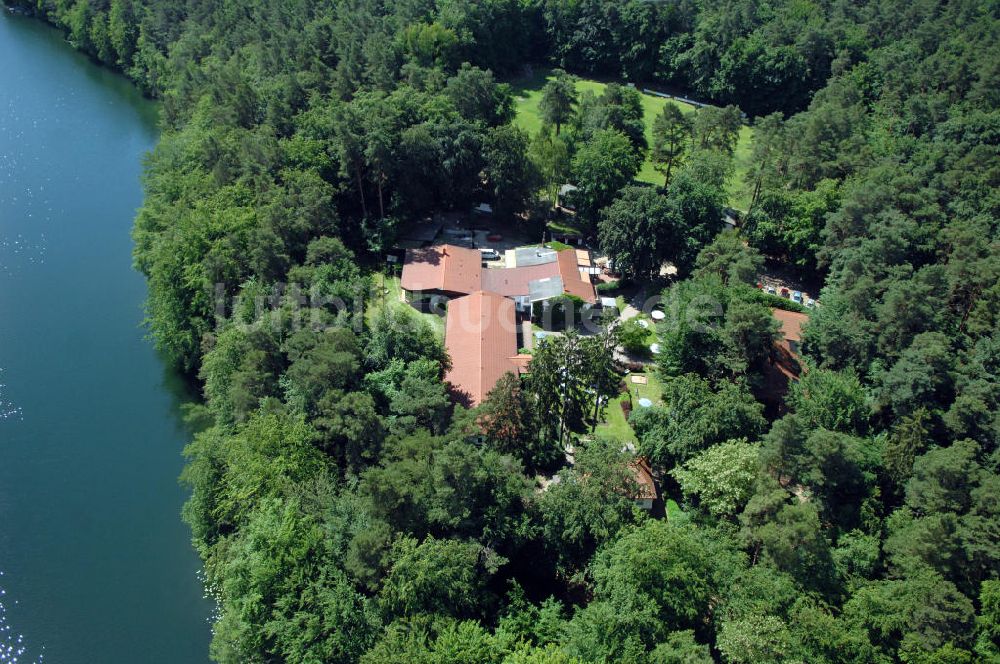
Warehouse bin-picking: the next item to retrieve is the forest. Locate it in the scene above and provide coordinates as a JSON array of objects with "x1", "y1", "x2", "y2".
[{"x1": 12, "y1": 0, "x2": 1000, "y2": 662}]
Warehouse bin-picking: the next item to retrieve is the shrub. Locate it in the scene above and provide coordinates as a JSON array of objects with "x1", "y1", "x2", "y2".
[
  {"x1": 596, "y1": 280, "x2": 621, "y2": 293},
  {"x1": 748, "y1": 289, "x2": 807, "y2": 313},
  {"x1": 533, "y1": 294, "x2": 586, "y2": 330},
  {"x1": 619, "y1": 318, "x2": 652, "y2": 355}
]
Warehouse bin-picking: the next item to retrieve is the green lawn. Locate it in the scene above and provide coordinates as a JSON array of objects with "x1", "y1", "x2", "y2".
[
  {"x1": 594, "y1": 370, "x2": 664, "y2": 443},
  {"x1": 510, "y1": 68, "x2": 611, "y2": 136},
  {"x1": 510, "y1": 67, "x2": 754, "y2": 210},
  {"x1": 596, "y1": 392, "x2": 638, "y2": 444},
  {"x1": 547, "y1": 215, "x2": 588, "y2": 236},
  {"x1": 666, "y1": 499, "x2": 687, "y2": 523},
  {"x1": 630, "y1": 370, "x2": 664, "y2": 404},
  {"x1": 729, "y1": 125, "x2": 755, "y2": 211},
  {"x1": 631, "y1": 314, "x2": 660, "y2": 349},
  {"x1": 366, "y1": 273, "x2": 403, "y2": 323}
]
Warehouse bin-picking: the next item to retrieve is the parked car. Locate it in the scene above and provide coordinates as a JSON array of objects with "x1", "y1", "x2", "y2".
[
  {"x1": 792, "y1": 290, "x2": 803, "y2": 303},
  {"x1": 765, "y1": 285, "x2": 777, "y2": 295},
  {"x1": 479, "y1": 248, "x2": 501, "y2": 261},
  {"x1": 805, "y1": 297, "x2": 816, "y2": 308}
]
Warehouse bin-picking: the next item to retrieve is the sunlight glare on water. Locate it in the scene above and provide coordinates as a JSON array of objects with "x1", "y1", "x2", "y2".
[
  {"x1": 0, "y1": 371, "x2": 22, "y2": 421},
  {"x1": 0, "y1": 12, "x2": 212, "y2": 663},
  {"x1": 0, "y1": 573, "x2": 43, "y2": 664}
]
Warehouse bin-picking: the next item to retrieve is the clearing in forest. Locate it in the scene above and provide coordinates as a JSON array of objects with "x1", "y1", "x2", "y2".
[{"x1": 510, "y1": 67, "x2": 754, "y2": 210}]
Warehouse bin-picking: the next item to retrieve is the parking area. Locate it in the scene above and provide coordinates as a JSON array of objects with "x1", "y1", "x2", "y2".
[
  {"x1": 759, "y1": 276, "x2": 817, "y2": 307},
  {"x1": 433, "y1": 211, "x2": 535, "y2": 252},
  {"x1": 758, "y1": 263, "x2": 823, "y2": 307}
]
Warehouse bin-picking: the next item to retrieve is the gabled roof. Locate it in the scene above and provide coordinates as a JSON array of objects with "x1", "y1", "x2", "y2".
[
  {"x1": 401, "y1": 245, "x2": 596, "y2": 304},
  {"x1": 556, "y1": 249, "x2": 597, "y2": 303},
  {"x1": 444, "y1": 291, "x2": 520, "y2": 406},
  {"x1": 401, "y1": 244, "x2": 482, "y2": 294},
  {"x1": 761, "y1": 309, "x2": 809, "y2": 410}
]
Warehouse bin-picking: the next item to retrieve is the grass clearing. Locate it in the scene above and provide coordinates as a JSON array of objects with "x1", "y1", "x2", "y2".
[
  {"x1": 366, "y1": 272, "x2": 402, "y2": 324},
  {"x1": 510, "y1": 67, "x2": 754, "y2": 210},
  {"x1": 729, "y1": 125, "x2": 754, "y2": 211}
]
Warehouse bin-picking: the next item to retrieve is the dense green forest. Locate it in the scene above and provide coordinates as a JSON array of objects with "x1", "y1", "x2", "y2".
[{"x1": 13, "y1": 0, "x2": 1000, "y2": 661}]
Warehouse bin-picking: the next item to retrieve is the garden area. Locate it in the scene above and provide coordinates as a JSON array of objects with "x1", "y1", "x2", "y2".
[{"x1": 595, "y1": 370, "x2": 664, "y2": 444}]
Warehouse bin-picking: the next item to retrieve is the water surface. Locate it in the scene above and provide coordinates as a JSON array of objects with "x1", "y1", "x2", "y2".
[{"x1": 0, "y1": 12, "x2": 212, "y2": 663}]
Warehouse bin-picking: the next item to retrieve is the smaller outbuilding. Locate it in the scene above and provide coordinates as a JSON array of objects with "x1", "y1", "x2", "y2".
[{"x1": 629, "y1": 457, "x2": 659, "y2": 511}]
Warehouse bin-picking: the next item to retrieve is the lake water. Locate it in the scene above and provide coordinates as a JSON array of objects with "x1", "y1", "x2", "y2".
[{"x1": 0, "y1": 12, "x2": 212, "y2": 663}]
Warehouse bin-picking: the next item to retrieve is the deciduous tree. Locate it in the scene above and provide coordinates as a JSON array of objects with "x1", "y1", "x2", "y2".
[
  {"x1": 672, "y1": 438, "x2": 761, "y2": 519},
  {"x1": 571, "y1": 129, "x2": 642, "y2": 222}
]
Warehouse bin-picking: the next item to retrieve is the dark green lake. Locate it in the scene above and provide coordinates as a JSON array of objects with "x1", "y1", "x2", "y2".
[{"x1": 0, "y1": 12, "x2": 212, "y2": 663}]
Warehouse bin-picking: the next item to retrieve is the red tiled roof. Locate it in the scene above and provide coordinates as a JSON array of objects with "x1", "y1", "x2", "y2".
[
  {"x1": 443, "y1": 246, "x2": 483, "y2": 294},
  {"x1": 401, "y1": 245, "x2": 482, "y2": 294},
  {"x1": 759, "y1": 310, "x2": 809, "y2": 413},
  {"x1": 481, "y1": 262, "x2": 560, "y2": 298},
  {"x1": 402, "y1": 245, "x2": 595, "y2": 304},
  {"x1": 771, "y1": 308, "x2": 809, "y2": 344},
  {"x1": 444, "y1": 291, "x2": 520, "y2": 406},
  {"x1": 759, "y1": 341, "x2": 803, "y2": 411},
  {"x1": 556, "y1": 249, "x2": 597, "y2": 303}
]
